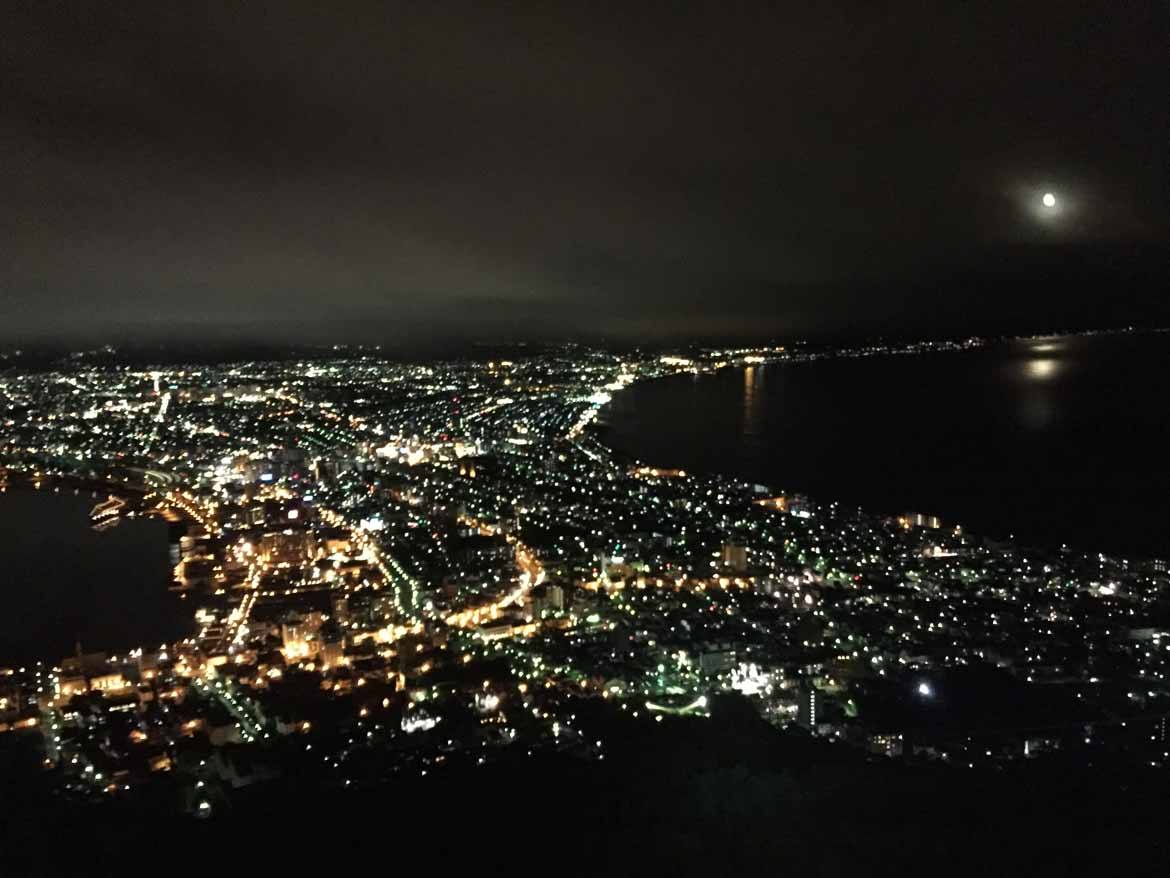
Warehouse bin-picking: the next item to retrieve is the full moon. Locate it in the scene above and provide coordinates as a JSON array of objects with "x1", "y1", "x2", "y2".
[{"x1": 1042, "y1": 192, "x2": 1057, "y2": 208}]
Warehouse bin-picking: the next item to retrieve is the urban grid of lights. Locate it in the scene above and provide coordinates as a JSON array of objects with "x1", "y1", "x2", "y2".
[{"x1": 2, "y1": 333, "x2": 1169, "y2": 815}]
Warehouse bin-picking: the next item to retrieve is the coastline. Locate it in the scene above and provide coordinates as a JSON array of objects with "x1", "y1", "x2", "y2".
[
  {"x1": 0, "y1": 486, "x2": 187, "y2": 668},
  {"x1": 594, "y1": 330, "x2": 1170, "y2": 561}
]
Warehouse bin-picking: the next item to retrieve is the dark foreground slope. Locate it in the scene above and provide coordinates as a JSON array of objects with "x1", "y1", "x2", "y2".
[{"x1": 4, "y1": 695, "x2": 1169, "y2": 877}]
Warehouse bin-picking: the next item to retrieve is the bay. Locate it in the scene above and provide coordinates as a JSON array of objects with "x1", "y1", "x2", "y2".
[
  {"x1": 0, "y1": 488, "x2": 188, "y2": 666},
  {"x1": 605, "y1": 331, "x2": 1170, "y2": 558}
]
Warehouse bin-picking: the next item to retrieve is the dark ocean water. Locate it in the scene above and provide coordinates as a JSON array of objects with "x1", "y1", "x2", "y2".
[
  {"x1": 605, "y1": 331, "x2": 1170, "y2": 558},
  {"x1": 0, "y1": 489, "x2": 188, "y2": 666}
]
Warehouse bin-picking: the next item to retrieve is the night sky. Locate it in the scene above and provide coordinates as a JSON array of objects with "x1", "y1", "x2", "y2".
[{"x1": 3, "y1": 3, "x2": 1167, "y2": 348}]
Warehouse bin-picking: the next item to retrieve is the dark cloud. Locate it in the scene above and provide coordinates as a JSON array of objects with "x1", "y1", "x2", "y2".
[{"x1": 2, "y1": 2, "x2": 1167, "y2": 346}]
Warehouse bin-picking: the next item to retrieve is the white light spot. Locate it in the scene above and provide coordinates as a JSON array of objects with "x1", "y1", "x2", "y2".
[{"x1": 1042, "y1": 192, "x2": 1056, "y2": 208}]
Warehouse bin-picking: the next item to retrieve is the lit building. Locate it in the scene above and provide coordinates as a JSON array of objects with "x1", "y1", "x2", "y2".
[
  {"x1": 721, "y1": 542, "x2": 748, "y2": 572},
  {"x1": 529, "y1": 583, "x2": 564, "y2": 617},
  {"x1": 797, "y1": 687, "x2": 819, "y2": 733},
  {"x1": 318, "y1": 622, "x2": 346, "y2": 670}
]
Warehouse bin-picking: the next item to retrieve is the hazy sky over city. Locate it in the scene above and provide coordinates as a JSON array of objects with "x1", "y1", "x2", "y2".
[{"x1": 3, "y1": 3, "x2": 1167, "y2": 347}]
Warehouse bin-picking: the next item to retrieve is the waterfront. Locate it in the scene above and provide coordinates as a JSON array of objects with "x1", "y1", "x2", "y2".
[
  {"x1": 3, "y1": 342, "x2": 1170, "y2": 832},
  {"x1": 606, "y1": 331, "x2": 1170, "y2": 558},
  {"x1": 0, "y1": 488, "x2": 188, "y2": 666}
]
